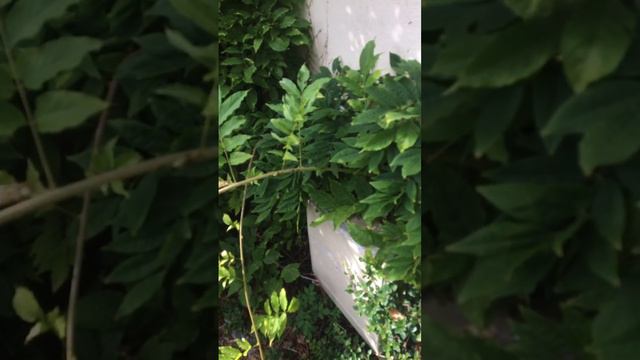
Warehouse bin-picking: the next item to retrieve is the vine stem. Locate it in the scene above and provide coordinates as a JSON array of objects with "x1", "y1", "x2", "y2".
[
  {"x1": 0, "y1": 19, "x2": 56, "y2": 189},
  {"x1": 237, "y1": 149, "x2": 265, "y2": 359},
  {"x1": 0, "y1": 147, "x2": 216, "y2": 226},
  {"x1": 218, "y1": 166, "x2": 353, "y2": 195},
  {"x1": 65, "y1": 80, "x2": 117, "y2": 360}
]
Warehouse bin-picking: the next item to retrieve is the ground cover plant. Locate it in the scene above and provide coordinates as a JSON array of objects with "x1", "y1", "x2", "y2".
[
  {"x1": 425, "y1": 0, "x2": 640, "y2": 359},
  {"x1": 0, "y1": 0, "x2": 216, "y2": 358},
  {"x1": 218, "y1": 1, "x2": 421, "y2": 358}
]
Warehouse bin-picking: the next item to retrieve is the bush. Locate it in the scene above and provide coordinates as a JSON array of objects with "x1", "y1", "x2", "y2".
[
  {"x1": 219, "y1": 1, "x2": 422, "y2": 358},
  {"x1": 425, "y1": 1, "x2": 640, "y2": 359},
  {"x1": 0, "y1": 0, "x2": 216, "y2": 358}
]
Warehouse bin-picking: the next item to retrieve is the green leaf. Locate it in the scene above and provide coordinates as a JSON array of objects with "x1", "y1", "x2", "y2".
[
  {"x1": 301, "y1": 77, "x2": 330, "y2": 107},
  {"x1": 165, "y1": 29, "x2": 216, "y2": 66},
  {"x1": 430, "y1": 33, "x2": 490, "y2": 79},
  {"x1": 579, "y1": 113, "x2": 640, "y2": 175},
  {"x1": 270, "y1": 118, "x2": 292, "y2": 134},
  {"x1": 222, "y1": 134, "x2": 250, "y2": 152},
  {"x1": 586, "y1": 233, "x2": 620, "y2": 287},
  {"x1": 395, "y1": 122, "x2": 420, "y2": 153},
  {"x1": 447, "y1": 220, "x2": 540, "y2": 256},
  {"x1": 0, "y1": 66, "x2": 15, "y2": 100},
  {"x1": 264, "y1": 299, "x2": 272, "y2": 316},
  {"x1": 543, "y1": 81, "x2": 640, "y2": 136},
  {"x1": 560, "y1": 0, "x2": 636, "y2": 92},
  {"x1": 31, "y1": 216, "x2": 72, "y2": 291},
  {"x1": 477, "y1": 183, "x2": 588, "y2": 223},
  {"x1": 297, "y1": 64, "x2": 310, "y2": 88},
  {"x1": 281, "y1": 263, "x2": 300, "y2": 283},
  {"x1": 359, "y1": 129, "x2": 395, "y2": 151},
  {"x1": 116, "y1": 272, "x2": 164, "y2": 318},
  {"x1": 474, "y1": 86, "x2": 522, "y2": 157},
  {"x1": 390, "y1": 148, "x2": 421, "y2": 178},
  {"x1": 278, "y1": 288, "x2": 287, "y2": 313},
  {"x1": 359, "y1": 40, "x2": 379, "y2": 75},
  {"x1": 35, "y1": 91, "x2": 107, "y2": 133},
  {"x1": 4, "y1": 0, "x2": 80, "y2": 47},
  {"x1": 105, "y1": 253, "x2": 162, "y2": 284},
  {"x1": 228, "y1": 151, "x2": 252, "y2": 166},
  {"x1": 352, "y1": 108, "x2": 385, "y2": 126},
  {"x1": 270, "y1": 291, "x2": 280, "y2": 313},
  {"x1": 458, "y1": 249, "x2": 549, "y2": 304},
  {"x1": 279, "y1": 78, "x2": 300, "y2": 97},
  {"x1": 457, "y1": 19, "x2": 557, "y2": 88},
  {"x1": 511, "y1": 308, "x2": 592, "y2": 360},
  {"x1": 45, "y1": 308, "x2": 65, "y2": 340},
  {"x1": 220, "y1": 116, "x2": 246, "y2": 138},
  {"x1": 219, "y1": 346, "x2": 242, "y2": 360},
  {"x1": 17, "y1": 36, "x2": 102, "y2": 90},
  {"x1": 592, "y1": 280, "x2": 640, "y2": 360},
  {"x1": 155, "y1": 84, "x2": 207, "y2": 106},
  {"x1": 116, "y1": 174, "x2": 158, "y2": 234},
  {"x1": 220, "y1": 91, "x2": 249, "y2": 124},
  {"x1": 593, "y1": 180, "x2": 625, "y2": 250},
  {"x1": 287, "y1": 297, "x2": 299, "y2": 313},
  {"x1": 169, "y1": 0, "x2": 216, "y2": 35},
  {"x1": 236, "y1": 338, "x2": 252, "y2": 353},
  {"x1": 269, "y1": 37, "x2": 290, "y2": 52},
  {"x1": 0, "y1": 101, "x2": 25, "y2": 138},
  {"x1": 12, "y1": 287, "x2": 43, "y2": 323},
  {"x1": 25, "y1": 322, "x2": 47, "y2": 344}
]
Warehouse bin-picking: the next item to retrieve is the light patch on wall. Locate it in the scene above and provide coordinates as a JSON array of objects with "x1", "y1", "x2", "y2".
[
  {"x1": 345, "y1": 5, "x2": 352, "y2": 14},
  {"x1": 369, "y1": 10, "x2": 377, "y2": 19},
  {"x1": 348, "y1": 31, "x2": 355, "y2": 51},
  {"x1": 392, "y1": 24, "x2": 403, "y2": 42}
]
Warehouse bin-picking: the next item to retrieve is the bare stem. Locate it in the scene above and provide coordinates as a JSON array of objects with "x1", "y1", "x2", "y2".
[
  {"x1": 0, "y1": 20, "x2": 56, "y2": 188},
  {"x1": 65, "y1": 193, "x2": 89, "y2": 360},
  {"x1": 0, "y1": 147, "x2": 216, "y2": 226},
  {"x1": 218, "y1": 166, "x2": 324, "y2": 195},
  {"x1": 65, "y1": 80, "x2": 118, "y2": 360},
  {"x1": 237, "y1": 149, "x2": 265, "y2": 359}
]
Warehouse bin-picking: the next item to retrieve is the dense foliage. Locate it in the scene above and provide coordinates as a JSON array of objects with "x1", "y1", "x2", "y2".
[
  {"x1": 0, "y1": 0, "x2": 216, "y2": 358},
  {"x1": 219, "y1": 0, "x2": 421, "y2": 358},
  {"x1": 425, "y1": 0, "x2": 640, "y2": 359}
]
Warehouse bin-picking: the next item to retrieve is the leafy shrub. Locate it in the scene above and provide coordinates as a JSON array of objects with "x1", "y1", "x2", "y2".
[
  {"x1": 0, "y1": 0, "x2": 216, "y2": 358},
  {"x1": 220, "y1": 0, "x2": 309, "y2": 100},
  {"x1": 219, "y1": 42, "x2": 422, "y2": 358},
  {"x1": 425, "y1": 0, "x2": 640, "y2": 359},
  {"x1": 292, "y1": 285, "x2": 374, "y2": 360},
  {"x1": 218, "y1": 0, "x2": 421, "y2": 357},
  {"x1": 347, "y1": 253, "x2": 421, "y2": 359}
]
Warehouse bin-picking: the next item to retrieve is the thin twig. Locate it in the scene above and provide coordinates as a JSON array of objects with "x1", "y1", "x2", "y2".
[
  {"x1": 65, "y1": 80, "x2": 118, "y2": 360},
  {"x1": 0, "y1": 147, "x2": 216, "y2": 226},
  {"x1": 220, "y1": 143, "x2": 237, "y2": 183},
  {"x1": 237, "y1": 148, "x2": 265, "y2": 359},
  {"x1": 0, "y1": 20, "x2": 56, "y2": 188},
  {"x1": 300, "y1": 275, "x2": 319, "y2": 285},
  {"x1": 218, "y1": 166, "x2": 353, "y2": 195}
]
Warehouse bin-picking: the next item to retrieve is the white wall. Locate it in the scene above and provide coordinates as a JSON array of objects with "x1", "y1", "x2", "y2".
[
  {"x1": 306, "y1": 203, "x2": 380, "y2": 354},
  {"x1": 304, "y1": 0, "x2": 421, "y2": 73}
]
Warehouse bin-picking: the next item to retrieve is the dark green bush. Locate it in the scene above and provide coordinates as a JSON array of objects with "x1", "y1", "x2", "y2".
[
  {"x1": 425, "y1": 1, "x2": 640, "y2": 359},
  {"x1": 0, "y1": 0, "x2": 216, "y2": 358}
]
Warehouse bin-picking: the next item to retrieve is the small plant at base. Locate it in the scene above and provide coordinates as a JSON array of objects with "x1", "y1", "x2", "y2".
[
  {"x1": 219, "y1": 338, "x2": 253, "y2": 360},
  {"x1": 347, "y1": 253, "x2": 421, "y2": 359},
  {"x1": 255, "y1": 288, "x2": 300, "y2": 347}
]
